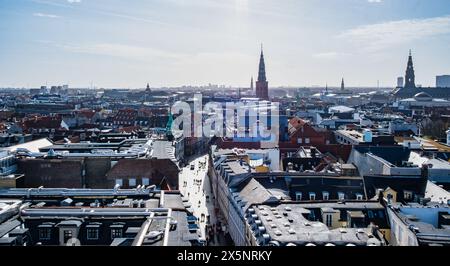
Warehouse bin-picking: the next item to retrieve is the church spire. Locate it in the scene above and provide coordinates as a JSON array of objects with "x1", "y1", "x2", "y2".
[
  {"x1": 258, "y1": 44, "x2": 267, "y2": 82},
  {"x1": 255, "y1": 44, "x2": 269, "y2": 100},
  {"x1": 166, "y1": 111, "x2": 174, "y2": 140},
  {"x1": 405, "y1": 49, "x2": 416, "y2": 88},
  {"x1": 341, "y1": 78, "x2": 345, "y2": 90}
]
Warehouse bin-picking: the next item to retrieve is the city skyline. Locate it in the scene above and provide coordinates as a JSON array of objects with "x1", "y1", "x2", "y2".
[{"x1": 1, "y1": 0, "x2": 450, "y2": 88}]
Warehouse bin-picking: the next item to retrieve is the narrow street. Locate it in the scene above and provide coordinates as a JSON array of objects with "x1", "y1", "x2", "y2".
[{"x1": 179, "y1": 154, "x2": 217, "y2": 244}]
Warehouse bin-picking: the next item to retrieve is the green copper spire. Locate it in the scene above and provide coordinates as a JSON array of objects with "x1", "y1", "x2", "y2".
[{"x1": 166, "y1": 111, "x2": 173, "y2": 134}]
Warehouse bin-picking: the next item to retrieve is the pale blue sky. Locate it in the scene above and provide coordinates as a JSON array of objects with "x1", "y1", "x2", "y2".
[{"x1": 1, "y1": 0, "x2": 450, "y2": 88}]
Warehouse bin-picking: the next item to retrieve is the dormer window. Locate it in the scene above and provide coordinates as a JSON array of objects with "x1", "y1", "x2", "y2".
[
  {"x1": 309, "y1": 192, "x2": 316, "y2": 201},
  {"x1": 295, "y1": 192, "x2": 302, "y2": 201},
  {"x1": 38, "y1": 227, "x2": 52, "y2": 240},
  {"x1": 115, "y1": 179, "x2": 123, "y2": 187},
  {"x1": 404, "y1": 191, "x2": 413, "y2": 201},
  {"x1": 322, "y1": 191, "x2": 329, "y2": 201},
  {"x1": 356, "y1": 193, "x2": 363, "y2": 200}
]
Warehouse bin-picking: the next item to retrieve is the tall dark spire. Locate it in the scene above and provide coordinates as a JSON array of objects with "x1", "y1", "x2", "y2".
[
  {"x1": 257, "y1": 44, "x2": 267, "y2": 82},
  {"x1": 255, "y1": 44, "x2": 269, "y2": 100},
  {"x1": 405, "y1": 49, "x2": 416, "y2": 88},
  {"x1": 341, "y1": 78, "x2": 345, "y2": 90}
]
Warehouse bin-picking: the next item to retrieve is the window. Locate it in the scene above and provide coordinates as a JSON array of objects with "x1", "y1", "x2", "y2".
[
  {"x1": 309, "y1": 192, "x2": 316, "y2": 201},
  {"x1": 115, "y1": 179, "x2": 123, "y2": 187},
  {"x1": 297, "y1": 138, "x2": 303, "y2": 144},
  {"x1": 338, "y1": 192, "x2": 345, "y2": 201},
  {"x1": 326, "y1": 214, "x2": 332, "y2": 227},
  {"x1": 87, "y1": 228, "x2": 99, "y2": 240},
  {"x1": 356, "y1": 194, "x2": 363, "y2": 200},
  {"x1": 404, "y1": 191, "x2": 413, "y2": 201},
  {"x1": 142, "y1": 178, "x2": 150, "y2": 186},
  {"x1": 39, "y1": 228, "x2": 51, "y2": 240},
  {"x1": 322, "y1": 192, "x2": 329, "y2": 201},
  {"x1": 40, "y1": 163, "x2": 51, "y2": 168},
  {"x1": 63, "y1": 230, "x2": 73, "y2": 243},
  {"x1": 129, "y1": 178, "x2": 136, "y2": 187},
  {"x1": 387, "y1": 193, "x2": 393, "y2": 201},
  {"x1": 368, "y1": 210, "x2": 374, "y2": 219},
  {"x1": 295, "y1": 192, "x2": 302, "y2": 201},
  {"x1": 111, "y1": 228, "x2": 123, "y2": 239},
  {"x1": 305, "y1": 138, "x2": 310, "y2": 144}
]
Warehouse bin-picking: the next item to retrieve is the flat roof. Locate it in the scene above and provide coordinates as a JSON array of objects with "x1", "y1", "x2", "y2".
[
  {"x1": 151, "y1": 140, "x2": 176, "y2": 160},
  {"x1": 336, "y1": 130, "x2": 364, "y2": 142},
  {"x1": 251, "y1": 203, "x2": 379, "y2": 245},
  {"x1": 20, "y1": 207, "x2": 156, "y2": 218},
  {"x1": 390, "y1": 204, "x2": 450, "y2": 241},
  {"x1": 162, "y1": 193, "x2": 186, "y2": 210},
  {"x1": 3, "y1": 138, "x2": 52, "y2": 153},
  {"x1": 0, "y1": 187, "x2": 158, "y2": 198}
]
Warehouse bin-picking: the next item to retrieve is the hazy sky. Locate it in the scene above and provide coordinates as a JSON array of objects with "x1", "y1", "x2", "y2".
[{"x1": 1, "y1": 0, "x2": 450, "y2": 88}]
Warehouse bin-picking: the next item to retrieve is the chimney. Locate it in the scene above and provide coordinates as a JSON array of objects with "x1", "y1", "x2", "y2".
[
  {"x1": 311, "y1": 148, "x2": 316, "y2": 158},
  {"x1": 421, "y1": 164, "x2": 429, "y2": 179},
  {"x1": 377, "y1": 189, "x2": 385, "y2": 206}
]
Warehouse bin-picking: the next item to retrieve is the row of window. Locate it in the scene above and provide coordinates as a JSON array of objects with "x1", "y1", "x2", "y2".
[
  {"x1": 336, "y1": 134, "x2": 355, "y2": 145},
  {"x1": 38, "y1": 228, "x2": 123, "y2": 241},
  {"x1": 297, "y1": 138, "x2": 311, "y2": 144},
  {"x1": 114, "y1": 121, "x2": 134, "y2": 125},
  {"x1": 295, "y1": 192, "x2": 363, "y2": 201},
  {"x1": 115, "y1": 178, "x2": 150, "y2": 187},
  {"x1": 115, "y1": 115, "x2": 136, "y2": 120},
  {"x1": 0, "y1": 157, "x2": 15, "y2": 167}
]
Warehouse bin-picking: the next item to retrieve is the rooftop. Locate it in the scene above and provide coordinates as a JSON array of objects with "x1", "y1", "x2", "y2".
[
  {"x1": 248, "y1": 203, "x2": 383, "y2": 246},
  {"x1": 3, "y1": 138, "x2": 52, "y2": 153},
  {"x1": 390, "y1": 203, "x2": 450, "y2": 245}
]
